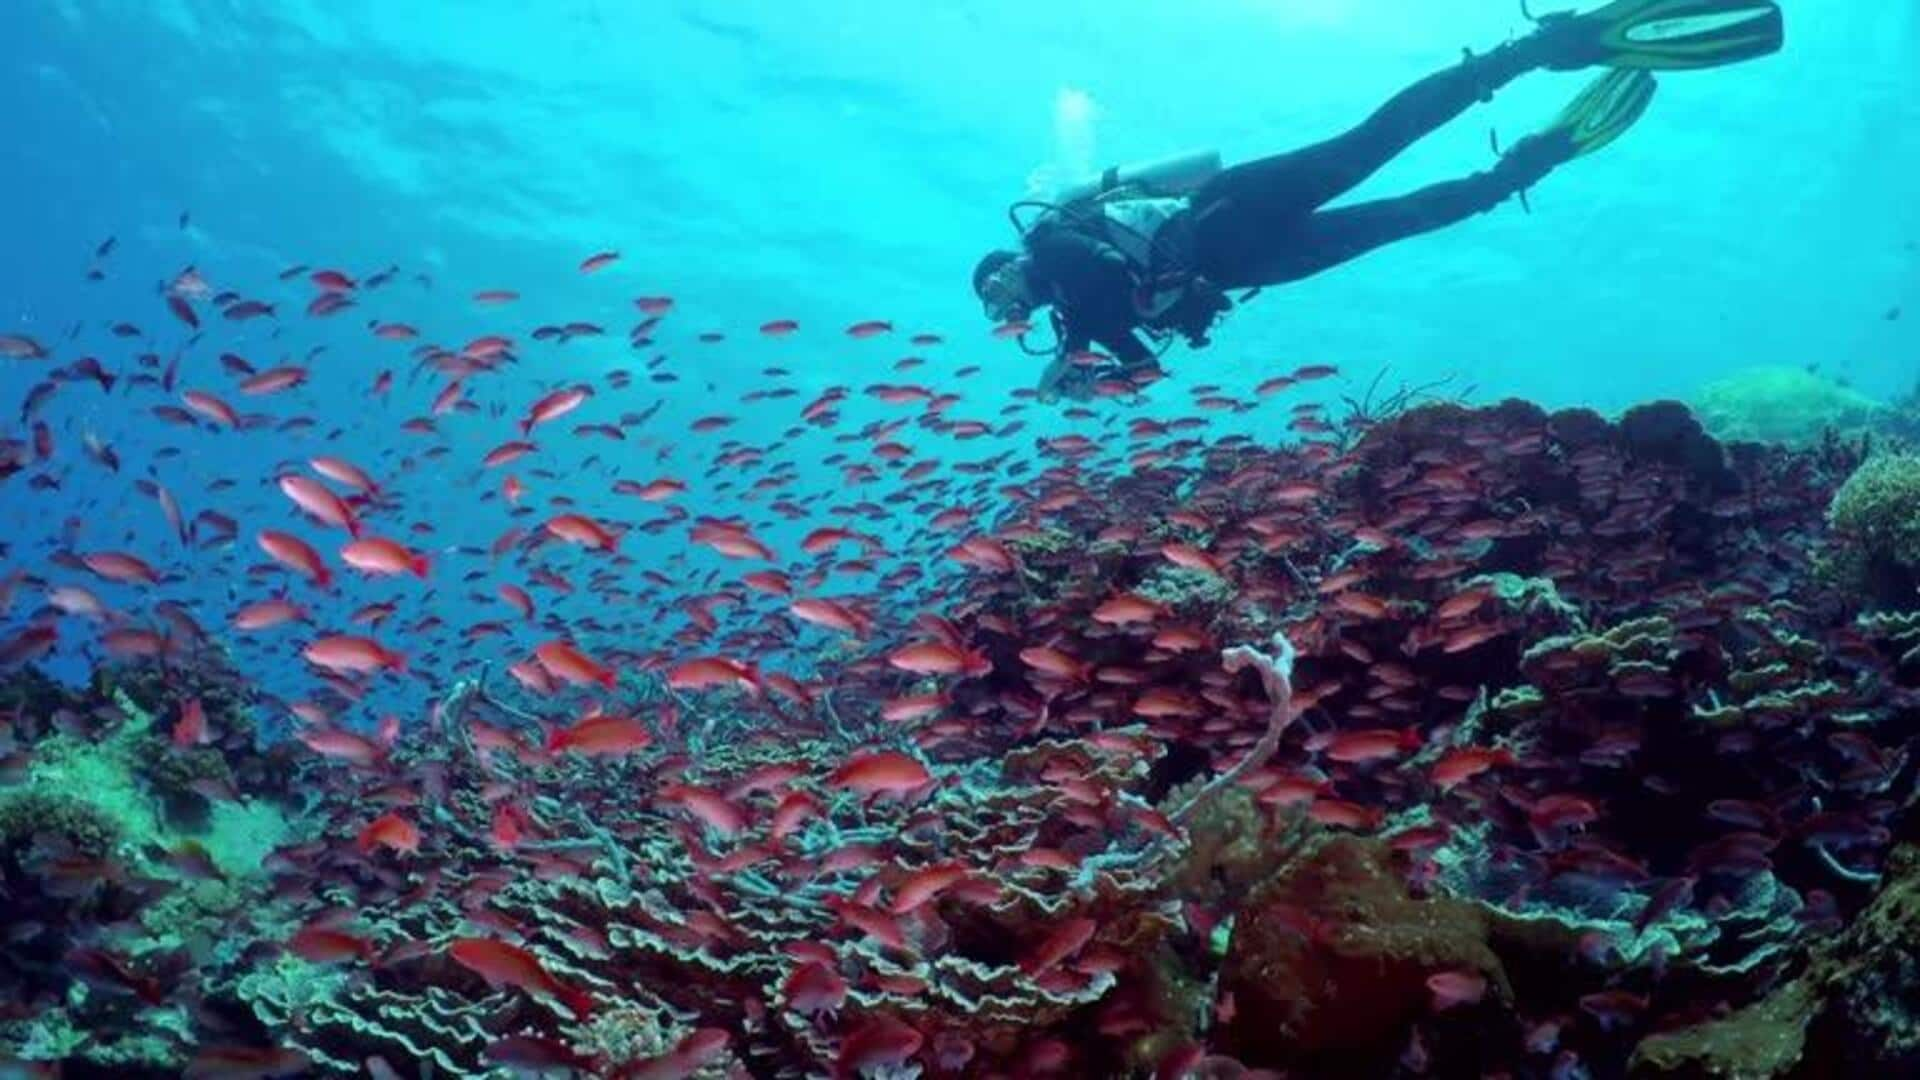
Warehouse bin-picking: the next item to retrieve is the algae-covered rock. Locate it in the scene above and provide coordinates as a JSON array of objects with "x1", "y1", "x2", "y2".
[
  {"x1": 1631, "y1": 979, "x2": 1817, "y2": 1078},
  {"x1": 1693, "y1": 366, "x2": 1886, "y2": 448},
  {"x1": 1631, "y1": 843, "x2": 1920, "y2": 1077},
  {"x1": 1218, "y1": 835, "x2": 1509, "y2": 1074}
]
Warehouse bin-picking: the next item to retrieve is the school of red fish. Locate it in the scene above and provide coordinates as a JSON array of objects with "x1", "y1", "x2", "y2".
[{"x1": 0, "y1": 239, "x2": 1908, "y2": 1078}]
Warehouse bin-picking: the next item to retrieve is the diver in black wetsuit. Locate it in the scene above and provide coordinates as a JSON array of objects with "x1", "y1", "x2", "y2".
[{"x1": 971, "y1": 0, "x2": 1785, "y2": 400}]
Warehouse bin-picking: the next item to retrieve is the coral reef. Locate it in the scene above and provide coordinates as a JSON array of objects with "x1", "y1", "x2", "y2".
[
  {"x1": 1692, "y1": 365, "x2": 1886, "y2": 448},
  {"x1": 9, "y1": 397, "x2": 1920, "y2": 1076}
]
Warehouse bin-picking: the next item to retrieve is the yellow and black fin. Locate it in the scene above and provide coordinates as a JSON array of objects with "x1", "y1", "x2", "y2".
[
  {"x1": 1557, "y1": 0, "x2": 1784, "y2": 71},
  {"x1": 1552, "y1": 69, "x2": 1660, "y2": 158}
]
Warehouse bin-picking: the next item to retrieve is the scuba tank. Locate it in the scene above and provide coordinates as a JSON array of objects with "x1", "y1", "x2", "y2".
[
  {"x1": 1049, "y1": 150, "x2": 1222, "y2": 205},
  {"x1": 1009, "y1": 149, "x2": 1222, "y2": 276}
]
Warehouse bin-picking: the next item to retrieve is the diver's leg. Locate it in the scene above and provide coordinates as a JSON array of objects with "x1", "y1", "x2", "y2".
[
  {"x1": 1191, "y1": 37, "x2": 1550, "y2": 228},
  {"x1": 1217, "y1": 135, "x2": 1569, "y2": 288},
  {"x1": 1187, "y1": 39, "x2": 1559, "y2": 288}
]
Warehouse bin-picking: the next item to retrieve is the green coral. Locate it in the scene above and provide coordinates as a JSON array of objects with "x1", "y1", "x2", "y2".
[
  {"x1": 3, "y1": 1010, "x2": 86, "y2": 1061},
  {"x1": 202, "y1": 796, "x2": 298, "y2": 878},
  {"x1": 1829, "y1": 455, "x2": 1920, "y2": 605},
  {"x1": 4, "y1": 998, "x2": 191, "y2": 1071},
  {"x1": 1005, "y1": 526, "x2": 1078, "y2": 556},
  {"x1": 578, "y1": 1005, "x2": 674, "y2": 1066},
  {"x1": 1472, "y1": 572, "x2": 1583, "y2": 625},
  {"x1": 18, "y1": 729, "x2": 162, "y2": 859},
  {"x1": 0, "y1": 788, "x2": 122, "y2": 857},
  {"x1": 1858, "y1": 610, "x2": 1920, "y2": 671},
  {"x1": 1137, "y1": 565, "x2": 1237, "y2": 612},
  {"x1": 1693, "y1": 365, "x2": 1887, "y2": 447}
]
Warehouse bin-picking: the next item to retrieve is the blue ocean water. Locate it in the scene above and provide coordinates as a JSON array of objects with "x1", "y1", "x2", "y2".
[{"x1": 4, "y1": 0, "x2": 1914, "y2": 705}]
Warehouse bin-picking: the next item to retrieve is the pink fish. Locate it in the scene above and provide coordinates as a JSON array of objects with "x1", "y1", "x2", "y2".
[
  {"x1": 533, "y1": 640, "x2": 617, "y2": 690},
  {"x1": 340, "y1": 537, "x2": 430, "y2": 578},
  {"x1": 257, "y1": 531, "x2": 331, "y2": 587},
  {"x1": 304, "y1": 634, "x2": 407, "y2": 675},
  {"x1": 829, "y1": 751, "x2": 931, "y2": 796},
  {"x1": 278, "y1": 475, "x2": 361, "y2": 535}
]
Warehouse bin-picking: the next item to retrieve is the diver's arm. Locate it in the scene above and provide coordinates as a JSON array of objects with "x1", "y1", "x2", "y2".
[
  {"x1": 1035, "y1": 326, "x2": 1093, "y2": 401},
  {"x1": 1026, "y1": 228, "x2": 1140, "y2": 334},
  {"x1": 1026, "y1": 228, "x2": 1153, "y2": 386}
]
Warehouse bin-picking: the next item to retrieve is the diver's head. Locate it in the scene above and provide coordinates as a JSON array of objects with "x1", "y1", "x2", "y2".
[{"x1": 972, "y1": 249, "x2": 1033, "y2": 323}]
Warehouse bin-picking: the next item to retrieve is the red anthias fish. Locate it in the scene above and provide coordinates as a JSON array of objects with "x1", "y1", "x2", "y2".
[{"x1": 448, "y1": 938, "x2": 595, "y2": 1018}]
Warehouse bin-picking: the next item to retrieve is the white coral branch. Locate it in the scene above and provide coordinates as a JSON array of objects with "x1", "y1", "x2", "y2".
[{"x1": 1168, "y1": 632, "x2": 1297, "y2": 829}]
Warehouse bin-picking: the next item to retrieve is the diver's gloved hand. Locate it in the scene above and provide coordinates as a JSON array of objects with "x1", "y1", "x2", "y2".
[
  {"x1": 1036, "y1": 352, "x2": 1095, "y2": 405},
  {"x1": 1039, "y1": 369, "x2": 1097, "y2": 405}
]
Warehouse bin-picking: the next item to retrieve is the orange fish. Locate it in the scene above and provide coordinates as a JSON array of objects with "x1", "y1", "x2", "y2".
[
  {"x1": 497, "y1": 584, "x2": 534, "y2": 620},
  {"x1": 666, "y1": 656, "x2": 760, "y2": 694},
  {"x1": 1332, "y1": 591, "x2": 1391, "y2": 619},
  {"x1": 829, "y1": 751, "x2": 931, "y2": 796},
  {"x1": 483, "y1": 440, "x2": 537, "y2": 468},
  {"x1": 691, "y1": 523, "x2": 773, "y2": 561},
  {"x1": 289, "y1": 924, "x2": 373, "y2": 965},
  {"x1": 356, "y1": 811, "x2": 420, "y2": 855},
  {"x1": 533, "y1": 640, "x2": 617, "y2": 690},
  {"x1": 1021, "y1": 917, "x2": 1097, "y2": 976},
  {"x1": 1019, "y1": 645, "x2": 1087, "y2": 682},
  {"x1": 520, "y1": 386, "x2": 591, "y2": 436},
  {"x1": 1427, "y1": 969, "x2": 1487, "y2": 1010},
  {"x1": 1092, "y1": 593, "x2": 1162, "y2": 625},
  {"x1": 1431, "y1": 746, "x2": 1515, "y2": 790},
  {"x1": 544, "y1": 514, "x2": 620, "y2": 552},
  {"x1": 789, "y1": 598, "x2": 867, "y2": 637},
  {"x1": 891, "y1": 863, "x2": 967, "y2": 914},
  {"x1": 296, "y1": 726, "x2": 384, "y2": 767},
  {"x1": 278, "y1": 475, "x2": 360, "y2": 535},
  {"x1": 887, "y1": 641, "x2": 990, "y2": 677},
  {"x1": 181, "y1": 389, "x2": 239, "y2": 427},
  {"x1": 1320, "y1": 727, "x2": 1421, "y2": 764},
  {"x1": 448, "y1": 938, "x2": 595, "y2": 1018},
  {"x1": 624, "y1": 478, "x2": 685, "y2": 501},
  {"x1": 340, "y1": 537, "x2": 430, "y2": 579},
  {"x1": 309, "y1": 455, "x2": 378, "y2": 494},
  {"x1": 547, "y1": 714, "x2": 652, "y2": 757},
  {"x1": 661, "y1": 784, "x2": 748, "y2": 836},
  {"x1": 239, "y1": 366, "x2": 307, "y2": 395},
  {"x1": 304, "y1": 634, "x2": 406, "y2": 675},
  {"x1": 257, "y1": 531, "x2": 330, "y2": 587},
  {"x1": 81, "y1": 551, "x2": 159, "y2": 585},
  {"x1": 171, "y1": 698, "x2": 208, "y2": 748},
  {"x1": 1434, "y1": 586, "x2": 1492, "y2": 621}
]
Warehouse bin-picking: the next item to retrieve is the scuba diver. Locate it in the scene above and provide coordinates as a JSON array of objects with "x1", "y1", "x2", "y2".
[{"x1": 971, "y1": 0, "x2": 1785, "y2": 401}]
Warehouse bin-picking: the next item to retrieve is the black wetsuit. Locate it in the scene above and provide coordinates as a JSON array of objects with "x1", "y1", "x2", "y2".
[{"x1": 1023, "y1": 39, "x2": 1568, "y2": 371}]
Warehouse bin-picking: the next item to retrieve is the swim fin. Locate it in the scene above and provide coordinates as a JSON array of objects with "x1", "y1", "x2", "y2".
[
  {"x1": 1538, "y1": 0, "x2": 1785, "y2": 71},
  {"x1": 1550, "y1": 68, "x2": 1659, "y2": 158}
]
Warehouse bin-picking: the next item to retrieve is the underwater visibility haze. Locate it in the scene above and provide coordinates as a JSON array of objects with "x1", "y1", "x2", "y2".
[{"x1": 4, "y1": 1, "x2": 1920, "y2": 1076}]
